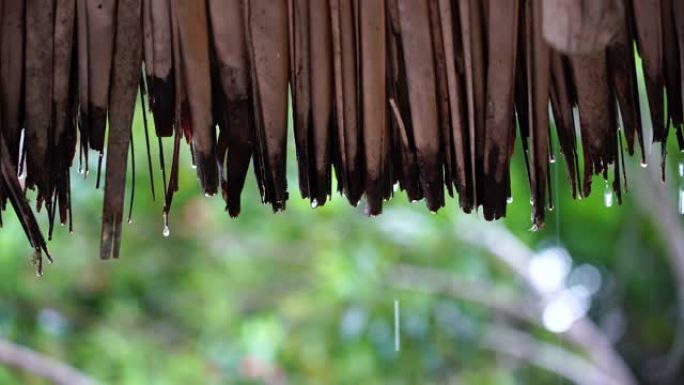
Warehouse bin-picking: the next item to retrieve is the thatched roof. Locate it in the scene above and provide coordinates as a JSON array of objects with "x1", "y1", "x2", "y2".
[{"x1": 0, "y1": 0, "x2": 682, "y2": 270}]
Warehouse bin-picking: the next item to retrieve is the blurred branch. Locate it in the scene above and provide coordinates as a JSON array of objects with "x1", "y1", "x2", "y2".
[
  {"x1": 482, "y1": 324, "x2": 619, "y2": 385},
  {"x1": 631, "y1": 156, "x2": 684, "y2": 382},
  {"x1": 0, "y1": 339, "x2": 96, "y2": 385},
  {"x1": 389, "y1": 264, "x2": 541, "y2": 324},
  {"x1": 453, "y1": 217, "x2": 637, "y2": 385},
  {"x1": 388, "y1": 263, "x2": 626, "y2": 385}
]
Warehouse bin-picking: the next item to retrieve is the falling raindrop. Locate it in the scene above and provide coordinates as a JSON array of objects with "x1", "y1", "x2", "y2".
[
  {"x1": 603, "y1": 180, "x2": 613, "y2": 208},
  {"x1": 679, "y1": 162, "x2": 684, "y2": 215},
  {"x1": 394, "y1": 299, "x2": 400, "y2": 352}
]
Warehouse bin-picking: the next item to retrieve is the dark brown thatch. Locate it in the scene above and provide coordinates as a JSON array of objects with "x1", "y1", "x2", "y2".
[{"x1": 1, "y1": 0, "x2": 683, "y2": 271}]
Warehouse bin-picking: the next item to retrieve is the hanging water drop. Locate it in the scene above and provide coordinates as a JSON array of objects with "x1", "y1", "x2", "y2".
[
  {"x1": 603, "y1": 181, "x2": 613, "y2": 208},
  {"x1": 640, "y1": 161, "x2": 648, "y2": 168},
  {"x1": 549, "y1": 154, "x2": 556, "y2": 164},
  {"x1": 311, "y1": 199, "x2": 319, "y2": 209},
  {"x1": 507, "y1": 196, "x2": 514, "y2": 204},
  {"x1": 162, "y1": 212, "x2": 170, "y2": 237}
]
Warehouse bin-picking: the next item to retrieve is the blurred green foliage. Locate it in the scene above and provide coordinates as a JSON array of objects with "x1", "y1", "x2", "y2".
[{"x1": 0, "y1": 98, "x2": 681, "y2": 384}]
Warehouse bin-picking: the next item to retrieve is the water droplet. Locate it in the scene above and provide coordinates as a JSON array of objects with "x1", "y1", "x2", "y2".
[
  {"x1": 678, "y1": 161, "x2": 684, "y2": 178},
  {"x1": 507, "y1": 196, "x2": 514, "y2": 204},
  {"x1": 603, "y1": 181, "x2": 613, "y2": 208},
  {"x1": 640, "y1": 161, "x2": 648, "y2": 168},
  {"x1": 548, "y1": 201, "x2": 555, "y2": 211},
  {"x1": 679, "y1": 187, "x2": 684, "y2": 215},
  {"x1": 127, "y1": 219, "x2": 133, "y2": 224},
  {"x1": 204, "y1": 192, "x2": 214, "y2": 198},
  {"x1": 311, "y1": 199, "x2": 319, "y2": 209},
  {"x1": 549, "y1": 155, "x2": 556, "y2": 164},
  {"x1": 162, "y1": 212, "x2": 170, "y2": 237}
]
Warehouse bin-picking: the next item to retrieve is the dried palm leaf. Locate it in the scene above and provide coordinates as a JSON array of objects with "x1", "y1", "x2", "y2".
[
  {"x1": 631, "y1": 0, "x2": 665, "y2": 148},
  {"x1": 661, "y1": 0, "x2": 683, "y2": 148},
  {"x1": 85, "y1": 0, "x2": 116, "y2": 153},
  {"x1": 543, "y1": 0, "x2": 623, "y2": 54},
  {"x1": 101, "y1": 0, "x2": 143, "y2": 260},
  {"x1": 0, "y1": 0, "x2": 24, "y2": 167},
  {"x1": 549, "y1": 52, "x2": 580, "y2": 198},
  {"x1": 174, "y1": 0, "x2": 217, "y2": 196},
  {"x1": 207, "y1": 0, "x2": 253, "y2": 217},
  {"x1": 25, "y1": 0, "x2": 55, "y2": 206},
  {"x1": 607, "y1": 6, "x2": 645, "y2": 160},
  {"x1": 482, "y1": 0, "x2": 519, "y2": 220},
  {"x1": 244, "y1": 0, "x2": 290, "y2": 211},
  {"x1": 525, "y1": 0, "x2": 551, "y2": 228},
  {"x1": 51, "y1": 0, "x2": 77, "y2": 232},
  {"x1": 397, "y1": 0, "x2": 444, "y2": 212},
  {"x1": 3, "y1": 0, "x2": 684, "y2": 262},
  {"x1": 308, "y1": 0, "x2": 334, "y2": 206},
  {"x1": 146, "y1": 0, "x2": 175, "y2": 137},
  {"x1": 330, "y1": 0, "x2": 362, "y2": 205},
  {"x1": 359, "y1": 1, "x2": 388, "y2": 215},
  {"x1": 437, "y1": 0, "x2": 470, "y2": 211},
  {"x1": 289, "y1": 0, "x2": 312, "y2": 200}
]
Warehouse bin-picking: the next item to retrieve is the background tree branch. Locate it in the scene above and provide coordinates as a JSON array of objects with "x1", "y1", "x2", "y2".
[{"x1": 0, "y1": 339, "x2": 96, "y2": 385}]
